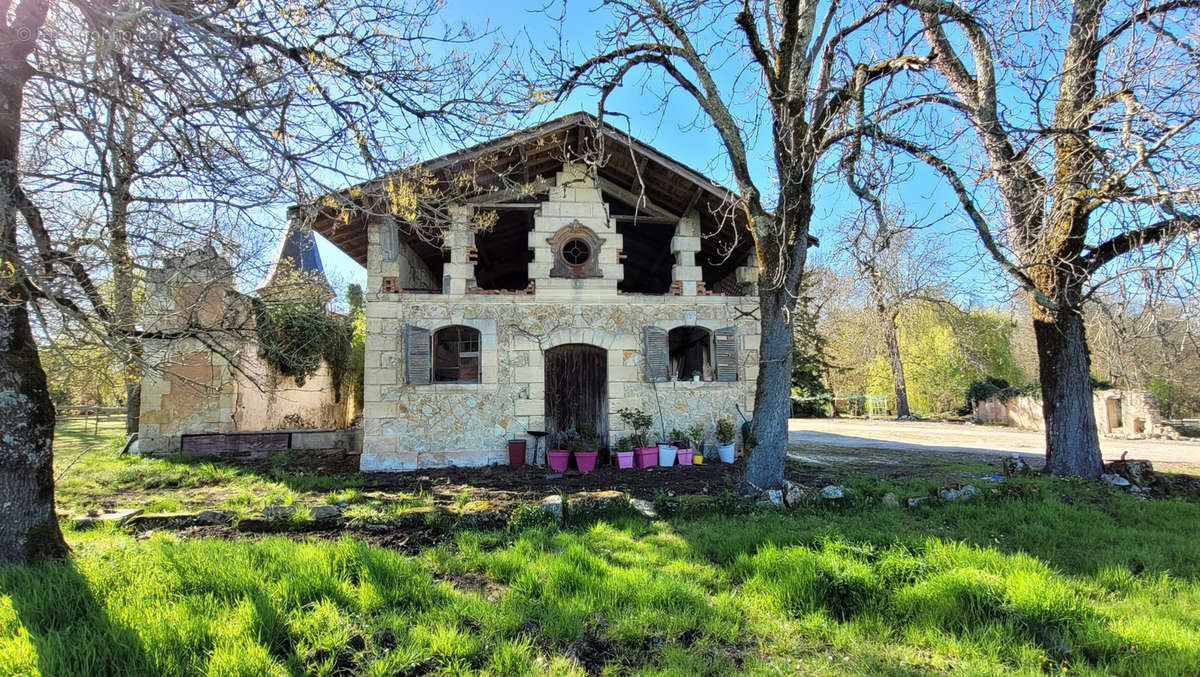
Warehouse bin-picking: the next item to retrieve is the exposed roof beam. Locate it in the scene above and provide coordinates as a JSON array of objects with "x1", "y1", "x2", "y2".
[
  {"x1": 596, "y1": 177, "x2": 674, "y2": 218},
  {"x1": 611, "y1": 214, "x2": 678, "y2": 224},
  {"x1": 470, "y1": 202, "x2": 542, "y2": 210}
]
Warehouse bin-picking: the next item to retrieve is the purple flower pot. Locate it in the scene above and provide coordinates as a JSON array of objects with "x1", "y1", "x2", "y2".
[
  {"x1": 547, "y1": 449, "x2": 570, "y2": 472},
  {"x1": 616, "y1": 451, "x2": 634, "y2": 469},
  {"x1": 575, "y1": 451, "x2": 598, "y2": 473},
  {"x1": 677, "y1": 448, "x2": 693, "y2": 466},
  {"x1": 634, "y1": 447, "x2": 657, "y2": 468}
]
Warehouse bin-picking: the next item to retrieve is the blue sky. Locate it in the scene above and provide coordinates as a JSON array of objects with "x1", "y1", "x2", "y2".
[{"x1": 312, "y1": 0, "x2": 1005, "y2": 307}]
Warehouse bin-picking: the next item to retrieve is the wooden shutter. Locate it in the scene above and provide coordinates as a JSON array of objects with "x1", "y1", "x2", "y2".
[
  {"x1": 714, "y1": 326, "x2": 738, "y2": 382},
  {"x1": 405, "y1": 325, "x2": 431, "y2": 385},
  {"x1": 643, "y1": 326, "x2": 669, "y2": 382},
  {"x1": 379, "y1": 217, "x2": 399, "y2": 262}
]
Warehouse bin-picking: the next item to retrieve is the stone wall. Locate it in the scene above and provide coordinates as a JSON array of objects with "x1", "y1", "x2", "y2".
[
  {"x1": 973, "y1": 389, "x2": 1179, "y2": 439},
  {"x1": 360, "y1": 161, "x2": 761, "y2": 471},
  {"x1": 138, "y1": 247, "x2": 353, "y2": 455},
  {"x1": 361, "y1": 297, "x2": 760, "y2": 471}
]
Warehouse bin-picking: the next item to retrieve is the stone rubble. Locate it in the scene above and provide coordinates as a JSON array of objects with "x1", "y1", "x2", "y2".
[
  {"x1": 759, "y1": 489, "x2": 783, "y2": 506},
  {"x1": 538, "y1": 495, "x2": 564, "y2": 522},
  {"x1": 261, "y1": 505, "x2": 297, "y2": 519},
  {"x1": 1100, "y1": 473, "x2": 1132, "y2": 488},
  {"x1": 194, "y1": 509, "x2": 237, "y2": 526},
  {"x1": 309, "y1": 505, "x2": 341, "y2": 521},
  {"x1": 629, "y1": 498, "x2": 658, "y2": 519},
  {"x1": 820, "y1": 485, "x2": 845, "y2": 500},
  {"x1": 938, "y1": 484, "x2": 980, "y2": 502}
]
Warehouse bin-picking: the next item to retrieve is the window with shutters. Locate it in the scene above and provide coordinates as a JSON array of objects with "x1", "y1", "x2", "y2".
[
  {"x1": 433, "y1": 325, "x2": 480, "y2": 383},
  {"x1": 668, "y1": 327, "x2": 713, "y2": 381}
]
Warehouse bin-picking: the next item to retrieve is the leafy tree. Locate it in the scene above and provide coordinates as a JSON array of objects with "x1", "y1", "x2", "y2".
[{"x1": 792, "y1": 272, "x2": 834, "y2": 417}]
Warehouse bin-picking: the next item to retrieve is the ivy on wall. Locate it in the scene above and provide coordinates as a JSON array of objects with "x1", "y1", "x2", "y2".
[{"x1": 253, "y1": 299, "x2": 355, "y2": 400}]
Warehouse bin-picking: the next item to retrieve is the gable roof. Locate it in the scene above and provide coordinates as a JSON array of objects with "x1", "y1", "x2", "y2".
[{"x1": 304, "y1": 112, "x2": 811, "y2": 282}]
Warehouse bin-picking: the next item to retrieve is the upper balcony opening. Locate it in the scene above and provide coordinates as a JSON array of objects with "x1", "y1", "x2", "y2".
[{"x1": 473, "y1": 207, "x2": 534, "y2": 292}]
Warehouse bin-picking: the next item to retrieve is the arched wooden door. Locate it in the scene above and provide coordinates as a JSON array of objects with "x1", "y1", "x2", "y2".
[{"x1": 544, "y1": 344, "x2": 607, "y2": 445}]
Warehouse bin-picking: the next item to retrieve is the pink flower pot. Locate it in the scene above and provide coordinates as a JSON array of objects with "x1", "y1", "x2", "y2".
[
  {"x1": 677, "y1": 448, "x2": 693, "y2": 466},
  {"x1": 634, "y1": 447, "x2": 657, "y2": 468},
  {"x1": 616, "y1": 451, "x2": 634, "y2": 469},
  {"x1": 575, "y1": 451, "x2": 598, "y2": 473},
  {"x1": 547, "y1": 449, "x2": 570, "y2": 472}
]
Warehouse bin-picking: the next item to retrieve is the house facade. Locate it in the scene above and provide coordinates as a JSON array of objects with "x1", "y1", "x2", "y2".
[{"x1": 311, "y1": 114, "x2": 765, "y2": 471}]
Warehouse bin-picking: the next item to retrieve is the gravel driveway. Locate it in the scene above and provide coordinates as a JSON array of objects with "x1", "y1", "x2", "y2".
[{"x1": 788, "y1": 418, "x2": 1200, "y2": 471}]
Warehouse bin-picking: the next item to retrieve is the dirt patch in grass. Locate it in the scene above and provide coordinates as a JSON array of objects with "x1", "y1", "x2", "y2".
[
  {"x1": 176, "y1": 525, "x2": 454, "y2": 555},
  {"x1": 437, "y1": 570, "x2": 508, "y2": 600},
  {"x1": 360, "y1": 461, "x2": 759, "y2": 503}
]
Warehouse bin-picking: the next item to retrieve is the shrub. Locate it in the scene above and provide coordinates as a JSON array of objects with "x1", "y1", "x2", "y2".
[{"x1": 715, "y1": 419, "x2": 736, "y2": 444}]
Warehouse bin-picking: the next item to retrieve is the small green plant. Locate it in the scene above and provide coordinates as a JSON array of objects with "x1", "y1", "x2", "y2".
[
  {"x1": 688, "y1": 424, "x2": 705, "y2": 451},
  {"x1": 612, "y1": 436, "x2": 633, "y2": 454},
  {"x1": 668, "y1": 428, "x2": 689, "y2": 448},
  {"x1": 569, "y1": 423, "x2": 600, "y2": 454},
  {"x1": 617, "y1": 407, "x2": 653, "y2": 447},
  {"x1": 716, "y1": 418, "x2": 736, "y2": 444},
  {"x1": 652, "y1": 488, "x2": 671, "y2": 513},
  {"x1": 507, "y1": 502, "x2": 556, "y2": 533},
  {"x1": 454, "y1": 491, "x2": 470, "y2": 509}
]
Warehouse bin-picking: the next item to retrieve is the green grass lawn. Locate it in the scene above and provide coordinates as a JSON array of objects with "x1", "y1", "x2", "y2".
[
  {"x1": 52, "y1": 416, "x2": 404, "y2": 518},
  {"x1": 5, "y1": 417, "x2": 1198, "y2": 675}
]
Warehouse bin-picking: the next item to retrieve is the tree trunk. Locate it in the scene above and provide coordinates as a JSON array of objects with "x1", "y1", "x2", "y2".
[
  {"x1": 0, "y1": 302, "x2": 70, "y2": 563},
  {"x1": 109, "y1": 116, "x2": 140, "y2": 435},
  {"x1": 125, "y1": 384, "x2": 141, "y2": 433},
  {"x1": 742, "y1": 289, "x2": 795, "y2": 492},
  {"x1": 880, "y1": 306, "x2": 911, "y2": 418},
  {"x1": 1034, "y1": 306, "x2": 1102, "y2": 477},
  {"x1": 0, "y1": 19, "x2": 71, "y2": 563}
]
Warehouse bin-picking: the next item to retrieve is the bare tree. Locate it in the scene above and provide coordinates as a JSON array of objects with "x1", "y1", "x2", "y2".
[
  {"x1": 840, "y1": 140, "x2": 950, "y2": 418},
  {"x1": 853, "y1": 0, "x2": 1200, "y2": 476},
  {"x1": 551, "y1": 0, "x2": 933, "y2": 491},
  {"x1": 0, "y1": 0, "x2": 517, "y2": 564}
]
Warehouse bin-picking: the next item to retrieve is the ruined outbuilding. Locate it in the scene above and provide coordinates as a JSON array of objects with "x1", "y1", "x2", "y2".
[
  {"x1": 137, "y1": 231, "x2": 353, "y2": 456},
  {"x1": 973, "y1": 389, "x2": 1180, "y2": 440}
]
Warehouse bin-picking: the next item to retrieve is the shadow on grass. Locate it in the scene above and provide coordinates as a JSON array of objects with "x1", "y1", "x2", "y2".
[
  {"x1": 0, "y1": 557, "x2": 150, "y2": 675},
  {"x1": 550, "y1": 490, "x2": 1200, "y2": 674}
]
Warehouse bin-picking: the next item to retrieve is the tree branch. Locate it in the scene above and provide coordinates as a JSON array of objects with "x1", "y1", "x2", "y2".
[{"x1": 1083, "y1": 215, "x2": 1200, "y2": 273}]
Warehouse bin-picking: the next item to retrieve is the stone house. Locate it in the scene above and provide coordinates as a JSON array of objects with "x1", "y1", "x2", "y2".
[{"x1": 308, "y1": 113, "x2": 765, "y2": 471}]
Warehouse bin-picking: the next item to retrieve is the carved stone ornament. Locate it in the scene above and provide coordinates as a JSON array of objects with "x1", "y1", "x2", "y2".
[{"x1": 547, "y1": 221, "x2": 605, "y2": 279}]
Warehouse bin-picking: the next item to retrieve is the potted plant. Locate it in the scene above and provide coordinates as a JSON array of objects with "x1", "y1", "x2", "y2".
[
  {"x1": 570, "y1": 423, "x2": 600, "y2": 473},
  {"x1": 612, "y1": 435, "x2": 634, "y2": 469},
  {"x1": 688, "y1": 424, "x2": 705, "y2": 464},
  {"x1": 547, "y1": 430, "x2": 572, "y2": 472},
  {"x1": 618, "y1": 407, "x2": 657, "y2": 468},
  {"x1": 656, "y1": 440, "x2": 677, "y2": 466},
  {"x1": 716, "y1": 418, "x2": 737, "y2": 463},
  {"x1": 670, "y1": 428, "x2": 693, "y2": 466}
]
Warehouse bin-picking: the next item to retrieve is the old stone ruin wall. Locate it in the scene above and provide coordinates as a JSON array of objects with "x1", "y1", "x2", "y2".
[
  {"x1": 973, "y1": 389, "x2": 1181, "y2": 440},
  {"x1": 137, "y1": 247, "x2": 354, "y2": 456}
]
